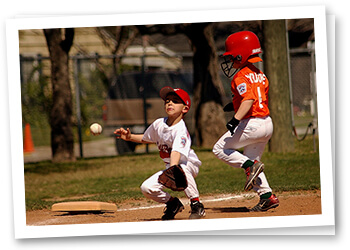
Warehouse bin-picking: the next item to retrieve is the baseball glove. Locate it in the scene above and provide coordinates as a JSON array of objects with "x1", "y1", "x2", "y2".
[{"x1": 158, "y1": 165, "x2": 188, "y2": 191}]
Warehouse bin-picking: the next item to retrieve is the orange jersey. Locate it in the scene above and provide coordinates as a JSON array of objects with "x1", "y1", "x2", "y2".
[{"x1": 231, "y1": 64, "x2": 270, "y2": 119}]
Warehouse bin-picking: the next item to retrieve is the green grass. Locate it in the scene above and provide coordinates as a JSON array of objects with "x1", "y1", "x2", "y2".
[{"x1": 24, "y1": 136, "x2": 320, "y2": 211}]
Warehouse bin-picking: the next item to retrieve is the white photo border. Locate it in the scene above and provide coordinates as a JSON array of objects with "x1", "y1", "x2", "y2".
[{"x1": 6, "y1": 5, "x2": 334, "y2": 238}]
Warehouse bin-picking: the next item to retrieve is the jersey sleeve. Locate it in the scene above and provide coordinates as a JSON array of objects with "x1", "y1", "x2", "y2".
[
  {"x1": 234, "y1": 76, "x2": 255, "y2": 101},
  {"x1": 142, "y1": 122, "x2": 157, "y2": 143},
  {"x1": 171, "y1": 128, "x2": 191, "y2": 159}
]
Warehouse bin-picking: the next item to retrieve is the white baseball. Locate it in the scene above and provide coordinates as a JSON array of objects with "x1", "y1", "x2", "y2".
[{"x1": 90, "y1": 123, "x2": 102, "y2": 135}]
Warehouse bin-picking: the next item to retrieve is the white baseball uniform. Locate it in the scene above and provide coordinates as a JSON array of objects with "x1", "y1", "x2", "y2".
[
  {"x1": 212, "y1": 116, "x2": 273, "y2": 195},
  {"x1": 212, "y1": 64, "x2": 273, "y2": 196},
  {"x1": 140, "y1": 117, "x2": 201, "y2": 203}
]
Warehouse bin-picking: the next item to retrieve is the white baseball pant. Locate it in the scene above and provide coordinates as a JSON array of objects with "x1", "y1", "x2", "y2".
[
  {"x1": 140, "y1": 161, "x2": 200, "y2": 203},
  {"x1": 212, "y1": 116, "x2": 273, "y2": 195}
]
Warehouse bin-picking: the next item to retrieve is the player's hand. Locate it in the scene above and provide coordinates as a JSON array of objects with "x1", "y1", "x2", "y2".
[
  {"x1": 223, "y1": 102, "x2": 234, "y2": 112},
  {"x1": 114, "y1": 127, "x2": 131, "y2": 141},
  {"x1": 226, "y1": 116, "x2": 240, "y2": 135}
]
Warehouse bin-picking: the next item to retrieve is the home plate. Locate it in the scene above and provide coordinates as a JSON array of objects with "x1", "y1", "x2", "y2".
[{"x1": 52, "y1": 201, "x2": 117, "y2": 214}]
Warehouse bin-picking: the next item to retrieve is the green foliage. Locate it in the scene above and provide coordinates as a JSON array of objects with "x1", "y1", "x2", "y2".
[
  {"x1": 21, "y1": 63, "x2": 52, "y2": 127},
  {"x1": 76, "y1": 67, "x2": 107, "y2": 127},
  {"x1": 21, "y1": 60, "x2": 110, "y2": 146},
  {"x1": 24, "y1": 137, "x2": 320, "y2": 211}
]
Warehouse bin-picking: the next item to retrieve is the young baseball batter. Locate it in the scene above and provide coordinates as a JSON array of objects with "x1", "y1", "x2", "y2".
[
  {"x1": 114, "y1": 87, "x2": 205, "y2": 220},
  {"x1": 212, "y1": 31, "x2": 279, "y2": 211}
]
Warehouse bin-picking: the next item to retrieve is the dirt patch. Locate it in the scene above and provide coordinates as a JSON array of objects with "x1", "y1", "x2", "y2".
[{"x1": 26, "y1": 190, "x2": 321, "y2": 226}]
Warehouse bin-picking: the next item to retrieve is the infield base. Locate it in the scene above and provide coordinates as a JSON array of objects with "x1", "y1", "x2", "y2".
[{"x1": 52, "y1": 201, "x2": 117, "y2": 212}]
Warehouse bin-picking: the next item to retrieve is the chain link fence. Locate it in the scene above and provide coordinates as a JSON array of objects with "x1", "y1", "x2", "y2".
[{"x1": 20, "y1": 47, "x2": 317, "y2": 158}]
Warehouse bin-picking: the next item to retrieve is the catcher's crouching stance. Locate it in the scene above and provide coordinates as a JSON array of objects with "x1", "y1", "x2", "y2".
[{"x1": 114, "y1": 87, "x2": 205, "y2": 220}]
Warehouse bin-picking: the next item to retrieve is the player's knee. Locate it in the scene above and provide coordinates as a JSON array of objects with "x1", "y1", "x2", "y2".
[
  {"x1": 212, "y1": 143, "x2": 222, "y2": 158},
  {"x1": 140, "y1": 181, "x2": 158, "y2": 196},
  {"x1": 140, "y1": 182, "x2": 163, "y2": 201},
  {"x1": 140, "y1": 182, "x2": 150, "y2": 195}
]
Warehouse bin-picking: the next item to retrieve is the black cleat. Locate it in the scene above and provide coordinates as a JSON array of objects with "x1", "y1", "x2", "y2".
[
  {"x1": 189, "y1": 201, "x2": 206, "y2": 219},
  {"x1": 162, "y1": 197, "x2": 184, "y2": 220}
]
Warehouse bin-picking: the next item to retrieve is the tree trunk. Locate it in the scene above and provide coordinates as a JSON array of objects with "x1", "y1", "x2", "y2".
[
  {"x1": 185, "y1": 23, "x2": 226, "y2": 148},
  {"x1": 262, "y1": 20, "x2": 295, "y2": 152},
  {"x1": 44, "y1": 28, "x2": 76, "y2": 162},
  {"x1": 137, "y1": 23, "x2": 227, "y2": 148}
]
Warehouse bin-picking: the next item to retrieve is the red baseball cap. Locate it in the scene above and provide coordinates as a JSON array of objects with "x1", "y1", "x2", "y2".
[{"x1": 160, "y1": 86, "x2": 191, "y2": 109}]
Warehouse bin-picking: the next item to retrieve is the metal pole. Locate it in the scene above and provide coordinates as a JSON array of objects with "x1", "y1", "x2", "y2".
[
  {"x1": 74, "y1": 56, "x2": 83, "y2": 158},
  {"x1": 310, "y1": 43, "x2": 317, "y2": 152},
  {"x1": 141, "y1": 54, "x2": 149, "y2": 153},
  {"x1": 141, "y1": 37, "x2": 149, "y2": 153},
  {"x1": 285, "y1": 20, "x2": 295, "y2": 131}
]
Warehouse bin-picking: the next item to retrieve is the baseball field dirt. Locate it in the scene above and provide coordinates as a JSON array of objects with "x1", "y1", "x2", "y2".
[{"x1": 26, "y1": 190, "x2": 321, "y2": 226}]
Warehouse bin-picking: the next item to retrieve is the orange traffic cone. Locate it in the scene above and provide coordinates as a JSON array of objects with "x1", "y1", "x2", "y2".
[{"x1": 23, "y1": 123, "x2": 35, "y2": 153}]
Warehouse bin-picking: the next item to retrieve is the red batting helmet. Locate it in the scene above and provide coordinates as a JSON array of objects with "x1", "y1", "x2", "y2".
[{"x1": 221, "y1": 31, "x2": 262, "y2": 77}]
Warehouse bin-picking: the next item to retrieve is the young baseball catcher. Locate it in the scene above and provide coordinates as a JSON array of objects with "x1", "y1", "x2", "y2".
[
  {"x1": 212, "y1": 31, "x2": 279, "y2": 212},
  {"x1": 114, "y1": 87, "x2": 205, "y2": 220}
]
